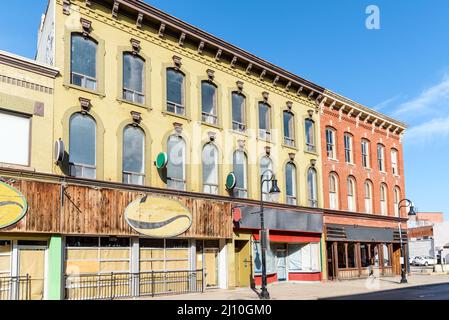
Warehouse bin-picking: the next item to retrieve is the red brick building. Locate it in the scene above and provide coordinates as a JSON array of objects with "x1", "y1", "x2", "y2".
[{"x1": 319, "y1": 96, "x2": 408, "y2": 280}]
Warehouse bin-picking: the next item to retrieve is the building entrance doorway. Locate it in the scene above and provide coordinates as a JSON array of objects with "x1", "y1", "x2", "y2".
[
  {"x1": 234, "y1": 240, "x2": 251, "y2": 287},
  {"x1": 276, "y1": 249, "x2": 287, "y2": 281}
]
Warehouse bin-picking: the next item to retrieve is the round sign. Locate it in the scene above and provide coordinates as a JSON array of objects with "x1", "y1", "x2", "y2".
[
  {"x1": 125, "y1": 196, "x2": 192, "y2": 238},
  {"x1": 0, "y1": 182, "x2": 28, "y2": 229},
  {"x1": 54, "y1": 139, "x2": 65, "y2": 163},
  {"x1": 155, "y1": 152, "x2": 168, "y2": 169},
  {"x1": 225, "y1": 172, "x2": 237, "y2": 190}
]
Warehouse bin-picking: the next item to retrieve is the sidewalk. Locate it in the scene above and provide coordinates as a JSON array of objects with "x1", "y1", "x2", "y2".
[{"x1": 135, "y1": 274, "x2": 449, "y2": 300}]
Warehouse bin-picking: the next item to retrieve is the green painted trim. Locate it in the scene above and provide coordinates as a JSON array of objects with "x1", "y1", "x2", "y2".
[{"x1": 47, "y1": 235, "x2": 63, "y2": 300}]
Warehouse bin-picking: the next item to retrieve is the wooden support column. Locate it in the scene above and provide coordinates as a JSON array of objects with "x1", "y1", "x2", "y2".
[{"x1": 357, "y1": 243, "x2": 362, "y2": 278}]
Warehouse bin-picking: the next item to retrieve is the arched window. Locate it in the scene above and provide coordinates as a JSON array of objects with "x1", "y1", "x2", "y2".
[
  {"x1": 69, "y1": 113, "x2": 96, "y2": 179},
  {"x1": 377, "y1": 144, "x2": 385, "y2": 172},
  {"x1": 380, "y1": 183, "x2": 388, "y2": 215},
  {"x1": 307, "y1": 168, "x2": 318, "y2": 208},
  {"x1": 233, "y1": 150, "x2": 248, "y2": 198},
  {"x1": 344, "y1": 133, "x2": 353, "y2": 164},
  {"x1": 285, "y1": 162, "x2": 297, "y2": 205},
  {"x1": 260, "y1": 156, "x2": 273, "y2": 201},
  {"x1": 361, "y1": 139, "x2": 370, "y2": 168},
  {"x1": 283, "y1": 111, "x2": 295, "y2": 147},
  {"x1": 394, "y1": 187, "x2": 401, "y2": 217},
  {"x1": 305, "y1": 119, "x2": 316, "y2": 152},
  {"x1": 202, "y1": 144, "x2": 218, "y2": 194},
  {"x1": 167, "y1": 135, "x2": 186, "y2": 191},
  {"x1": 201, "y1": 81, "x2": 218, "y2": 125},
  {"x1": 258, "y1": 102, "x2": 271, "y2": 141},
  {"x1": 232, "y1": 92, "x2": 246, "y2": 132},
  {"x1": 391, "y1": 149, "x2": 399, "y2": 175},
  {"x1": 166, "y1": 68, "x2": 185, "y2": 115},
  {"x1": 364, "y1": 180, "x2": 373, "y2": 214},
  {"x1": 326, "y1": 127, "x2": 336, "y2": 159},
  {"x1": 329, "y1": 173, "x2": 339, "y2": 210},
  {"x1": 347, "y1": 177, "x2": 357, "y2": 212},
  {"x1": 71, "y1": 34, "x2": 97, "y2": 90},
  {"x1": 123, "y1": 53, "x2": 145, "y2": 104},
  {"x1": 122, "y1": 125, "x2": 145, "y2": 185}
]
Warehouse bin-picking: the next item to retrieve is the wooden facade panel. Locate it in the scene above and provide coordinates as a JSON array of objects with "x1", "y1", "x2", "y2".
[{"x1": 1, "y1": 178, "x2": 232, "y2": 239}]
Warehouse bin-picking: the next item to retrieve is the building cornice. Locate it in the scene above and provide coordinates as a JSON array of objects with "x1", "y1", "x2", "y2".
[
  {"x1": 66, "y1": 0, "x2": 406, "y2": 133},
  {"x1": 0, "y1": 50, "x2": 59, "y2": 78}
]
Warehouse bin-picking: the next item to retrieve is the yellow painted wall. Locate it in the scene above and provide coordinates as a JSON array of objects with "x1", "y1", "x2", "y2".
[
  {"x1": 51, "y1": 0, "x2": 324, "y2": 207},
  {"x1": 0, "y1": 62, "x2": 55, "y2": 174}
]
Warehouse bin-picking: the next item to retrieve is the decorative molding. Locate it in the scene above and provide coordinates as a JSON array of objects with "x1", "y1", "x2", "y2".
[
  {"x1": 236, "y1": 81, "x2": 244, "y2": 93},
  {"x1": 208, "y1": 131, "x2": 216, "y2": 142},
  {"x1": 0, "y1": 51, "x2": 59, "y2": 78},
  {"x1": 356, "y1": 113, "x2": 361, "y2": 128},
  {"x1": 172, "y1": 55, "x2": 182, "y2": 69},
  {"x1": 173, "y1": 122, "x2": 183, "y2": 134},
  {"x1": 63, "y1": 0, "x2": 71, "y2": 15},
  {"x1": 237, "y1": 139, "x2": 245, "y2": 149},
  {"x1": 265, "y1": 146, "x2": 271, "y2": 156},
  {"x1": 296, "y1": 86, "x2": 304, "y2": 96},
  {"x1": 0, "y1": 74, "x2": 54, "y2": 94},
  {"x1": 215, "y1": 49, "x2": 222, "y2": 62},
  {"x1": 34, "y1": 102, "x2": 45, "y2": 117},
  {"x1": 178, "y1": 32, "x2": 186, "y2": 47},
  {"x1": 307, "y1": 109, "x2": 314, "y2": 119},
  {"x1": 206, "y1": 69, "x2": 215, "y2": 81},
  {"x1": 79, "y1": 97, "x2": 91, "y2": 113},
  {"x1": 286, "y1": 101, "x2": 293, "y2": 110},
  {"x1": 308, "y1": 91, "x2": 315, "y2": 100},
  {"x1": 130, "y1": 38, "x2": 141, "y2": 54},
  {"x1": 80, "y1": 18, "x2": 92, "y2": 37},
  {"x1": 259, "y1": 69, "x2": 266, "y2": 80},
  {"x1": 288, "y1": 153, "x2": 295, "y2": 161},
  {"x1": 131, "y1": 111, "x2": 142, "y2": 125},
  {"x1": 230, "y1": 56, "x2": 237, "y2": 68},
  {"x1": 272, "y1": 76, "x2": 280, "y2": 86},
  {"x1": 310, "y1": 159, "x2": 317, "y2": 167},
  {"x1": 85, "y1": 0, "x2": 91, "y2": 7},
  {"x1": 245, "y1": 63, "x2": 253, "y2": 75},
  {"x1": 158, "y1": 23, "x2": 166, "y2": 38},
  {"x1": 338, "y1": 108, "x2": 344, "y2": 122},
  {"x1": 197, "y1": 41, "x2": 205, "y2": 54},
  {"x1": 262, "y1": 91, "x2": 269, "y2": 102},
  {"x1": 329, "y1": 101, "x2": 336, "y2": 110},
  {"x1": 136, "y1": 13, "x2": 143, "y2": 29},
  {"x1": 285, "y1": 81, "x2": 292, "y2": 91},
  {"x1": 112, "y1": 1, "x2": 120, "y2": 19}
]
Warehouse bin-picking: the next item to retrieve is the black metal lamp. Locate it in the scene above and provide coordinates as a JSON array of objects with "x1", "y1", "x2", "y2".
[{"x1": 398, "y1": 199, "x2": 415, "y2": 284}]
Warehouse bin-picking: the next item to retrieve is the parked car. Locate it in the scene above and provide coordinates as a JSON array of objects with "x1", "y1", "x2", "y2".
[
  {"x1": 412, "y1": 256, "x2": 436, "y2": 266},
  {"x1": 409, "y1": 256, "x2": 418, "y2": 265}
]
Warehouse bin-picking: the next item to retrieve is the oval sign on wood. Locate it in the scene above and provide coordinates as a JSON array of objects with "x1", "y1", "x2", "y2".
[
  {"x1": 124, "y1": 195, "x2": 192, "y2": 238},
  {"x1": 0, "y1": 181, "x2": 28, "y2": 229}
]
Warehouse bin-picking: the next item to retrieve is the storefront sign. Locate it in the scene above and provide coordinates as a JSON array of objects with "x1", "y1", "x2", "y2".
[
  {"x1": 326, "y1": 224, "x2": 398, "y2": 242},
  {"x1": 0, "y1": 181, "x2": 28, "y2": 229},
  {"x1": 124, "y1": 195, "x2": 192, "y2": 238}
]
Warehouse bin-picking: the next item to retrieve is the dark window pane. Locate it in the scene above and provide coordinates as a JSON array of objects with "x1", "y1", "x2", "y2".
[
  {"x1": 167, "y1": 69, "x2": 184, "y2": 106},
  {"x1": 338, "y1": 243, "x2": 347, "y2": 269},
  {"x1": 66, "y1": 237, "x2": 98, "y2": 247},
  {"x1": 123, "y1": 125, "x2": 145, "y2": 174},
  {"x1": 233, "y1": 151, "x2": 247, "y2": 189},
  {"x1": 166, "y1": 239, "x2": 189, "y2": 248},
  {"x1": 360, "y1": 244, "x2": 369, "y2": 267},
  {"x1": 286, "y1": 163, "x2": 295, "y2": 197},
  {"x1": 69, "y1": 113, "x2": 96, "y2": 166},
  {"x1": 284, "y1": 111, "x2": 293, "y2": 138},
  {"x1": 71, "y1": 34, "x2": 97, "y2": 79},
  {"x1": 348, "y1": 243, "x2": 356, "y2": 268},
  {"x1": 140, "y1": 239, "x2": 164, "y2": 248},
  {"x1": 100, "y1": 237, "x2": 130, "y2": 248},
  {"x1": 232, "y1": 93, "x2": 245, "y2": 125},
  {"x1": 259, "y1": 103, "x2": 269, "y2": 130}
]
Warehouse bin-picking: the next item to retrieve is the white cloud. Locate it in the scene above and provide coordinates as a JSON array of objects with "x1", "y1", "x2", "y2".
[
  {"x1": 404, "y1": 115, "x2": 449, "y2": 144},
  {"x1": 394, "y1": 74, "x2": 449, "y2": 117},
  {"x1": 373, "y1": 95, "x2": 401, "y2": 111}
]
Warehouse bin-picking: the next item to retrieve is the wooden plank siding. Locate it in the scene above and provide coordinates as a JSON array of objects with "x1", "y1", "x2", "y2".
[{"x1": 1, "y1": 178, "x2": 233, "y2": 239}]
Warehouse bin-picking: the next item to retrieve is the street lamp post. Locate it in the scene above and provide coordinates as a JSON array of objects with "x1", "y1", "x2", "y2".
[
  {"x1": 259, "y1": 169, "x2": 281, "y2": 300},
  {"x1": 398, "y1": 199, "x2": 416, "y2": 284}
]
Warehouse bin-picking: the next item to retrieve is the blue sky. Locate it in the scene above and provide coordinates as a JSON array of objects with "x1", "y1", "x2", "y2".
[{"x1": 1, "y1": 1, "x2": 449, "y2": 219}]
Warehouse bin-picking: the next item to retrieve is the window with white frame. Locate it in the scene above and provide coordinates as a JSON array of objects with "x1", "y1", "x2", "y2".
[
  {"x1": 305, "y1": 119, "x2": 316, "y2": 152},
  {"x1": 123, "y1": 53, "x2": 145, "y2": 104},
  {"x1": 391, "y1": 149, "x2": 399, "y2": 175},
  {"x1": 283, "y1": 111, "x2": 295, "y2": 147},
  {"x1": 233, "y1": 150, "x2": 248, "y2": 198},
  {"x1": 232, "y1": 92, "x2": 246, "y2": 132},
  {"x1": 71, "y1": 34, "x2": 97, "y2": 90},
  {"x1": 326, "y1": 128, "x2": 336, "y2": 159},
  {"x1": 260, "y1": 156, "x2": 273, "y2": 201},
  {"x1": 364, "y1": 180, "x2": 373, "y2": 214},
  {"x1": 69, "y1": 113, "x2": 96, "y2": 179},
  {"x1": 329, "y1": 173, "x2": 339, "y2": 210},
  {"x1": 361, "y1": 139, "x2": 370, "y2": 168},
  {"x1": 122, "y1": 125, "x2": 145, "y2": 185},
  {"x1": 167, "y1": 135, "x2": 186, "y2": 191},
  {"x1": 201, "y1": 81, "x2": 218, "y2": 125},
  {"x1": 287, "y1": 243, "x2": 321, "y2": 272},
  {"x1": 307, "y1": 168, "x2": 318, "y2": 208},
  {"x1": 394, "y1": 187, "x2": 401, "y2": 217},
  {"x1": 377, "y1": 144, "x2": 385, "y2": 172},
  {"x1": 285, "y1": 162, "x2": 297, "y2": 205},
  {"x1": 380, "y1": 183, "x2": 388, "y2": 215},
  {"x1": 347, "y1": 177, "x2": 357, "y2": 212},
  {"x1": 258, "y1": 102, "x2": 271, "y2": 140},
  {"x1": 344, "y1": 133, "x2": 353, "y2": 164},
  {"x1": 0, "y1": 111, "x2": 31, "y2": 166},
  {"x1": 166, "y1": 68, "x2": 185, "y2": 115},
  {"x1": 202, "y1": 143, "x2": 218, "y2": 194}
]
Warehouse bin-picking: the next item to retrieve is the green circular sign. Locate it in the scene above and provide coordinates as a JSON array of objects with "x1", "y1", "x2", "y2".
[
  {"x1": 156, "y1": 152, "x2": 168, "y2": 169},
  {"x1": 226, "y1": 172, "x2": 237, "y2": 190}
]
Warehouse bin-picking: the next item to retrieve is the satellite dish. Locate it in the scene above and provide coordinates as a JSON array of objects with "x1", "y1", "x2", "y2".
[
  {"x1": 225, "y1": 172, "x2": 237, "y2": 190},
  {"x1": 54, "y1": 139, "x2": 65, "y2": 164},
  {"x1": 155, "y1": 152, "x2": 168, "y2": 169}
]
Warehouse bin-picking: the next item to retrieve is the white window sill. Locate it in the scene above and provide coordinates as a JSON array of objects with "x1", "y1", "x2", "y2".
[{"x1": 0, "y1": 162, "x2": 36, "y2": 172}]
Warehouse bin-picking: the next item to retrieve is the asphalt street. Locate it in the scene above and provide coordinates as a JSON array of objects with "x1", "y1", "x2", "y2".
[{"x1": 324, "y1": 282, "x2": 449, "y2": 300}]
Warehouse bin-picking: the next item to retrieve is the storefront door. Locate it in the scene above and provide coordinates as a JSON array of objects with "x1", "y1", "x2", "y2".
[
  {"x1": 276, "y1": 250, "x2": 287, "y2": 281},
  {"x1": 18, "y1": 242, "x2": 47, "y2": 300},
  {"x1": 204, "y1": 248, "x2": 219, "y2": 288},
  {"x1": 234, "y1": 240, "x2": 251, "y2": 287}
]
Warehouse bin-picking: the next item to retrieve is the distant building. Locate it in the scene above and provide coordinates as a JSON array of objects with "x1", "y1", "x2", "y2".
[{"x1": 408, "y1": 212, "x2": 444, "y2": 228}]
